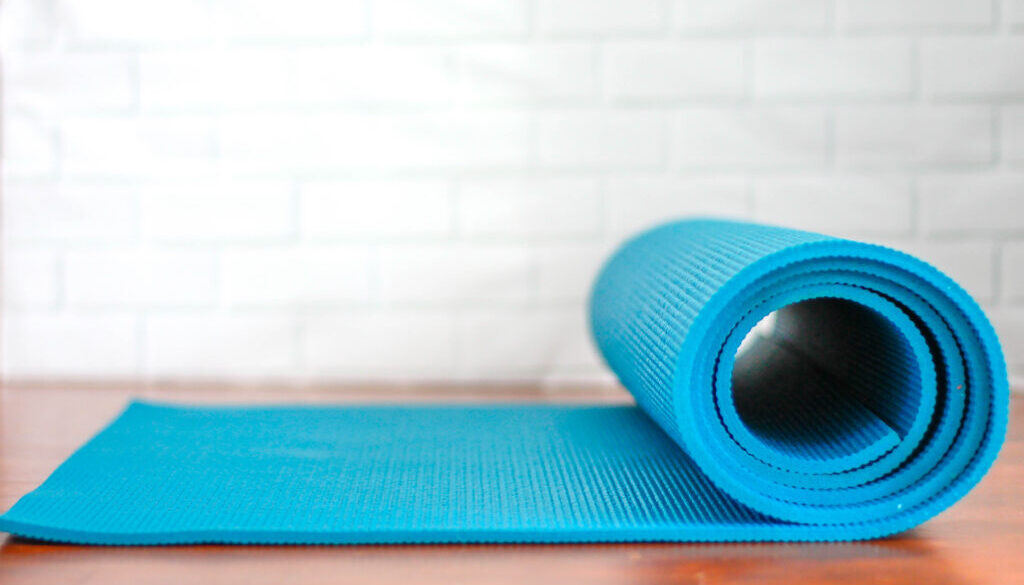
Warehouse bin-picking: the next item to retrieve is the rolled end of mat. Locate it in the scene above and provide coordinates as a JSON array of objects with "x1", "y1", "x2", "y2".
[{"x1": 590, "y1": 218, "x2": 1008, "y2": 540}]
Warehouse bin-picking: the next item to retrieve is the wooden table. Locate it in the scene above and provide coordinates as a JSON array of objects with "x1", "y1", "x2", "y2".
[{"x1": 1, "y1": 383, "x2": 1021, "y2": 585}]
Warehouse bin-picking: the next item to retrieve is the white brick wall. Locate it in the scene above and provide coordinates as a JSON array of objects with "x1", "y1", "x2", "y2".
[
  {"x1": 835, "y1": 106, "x2": 992, "y2": 167},
  {"x1": 837, "y1": 0, "x2": 992, "y2": 30},
  {"x1": 302, "y1": 180, "x2": 451, "y2": 239},
  {"x1": 65, "y1": 249, "x2": 218, "y2": 307},
  {"x1": 674, "y1": 0, "x2": 829, "y2": 32},
  {"x1": 922, "y1": 39, "x2": 1024, "y2": 98},
  {"x1": 673, "y1": 107, "x2": 828, "y2": 168},
  {"x1": 604, "y1": 41, "x2": 745, "y2": 100},
  {"x1": 145, "y1": 312, "x2": 298, "y2": 379},
  {"x1": 753, "y1": 174, "x2": 914, "y2": 236},
  {"x1": 3, "y1": 0, "x2": 1024, "y2": 388},
  {"x1": 753, "y1": 39, "x2": 913, "y2": 99},
  {"x1": 221, "y1": 247, "x2": 373, "y2": 305},
  {"x1": 213, "y1": 0, "x2": 365, "y2": 41}
]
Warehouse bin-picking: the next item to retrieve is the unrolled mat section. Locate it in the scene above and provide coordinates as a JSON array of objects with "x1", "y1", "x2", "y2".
[{"x1": 0, "y1": 219, "x2": 1008, "y2": 544}]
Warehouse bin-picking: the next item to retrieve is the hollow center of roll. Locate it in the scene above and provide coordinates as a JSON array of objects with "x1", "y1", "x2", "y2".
[{"x1": 730, "y1": 298, "x2": 924, "y2": 467}]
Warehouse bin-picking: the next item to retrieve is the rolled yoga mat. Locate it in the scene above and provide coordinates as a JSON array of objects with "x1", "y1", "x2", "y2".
[{"x1": 0, "y1": 219, "x2": 1008, "y2": 544}]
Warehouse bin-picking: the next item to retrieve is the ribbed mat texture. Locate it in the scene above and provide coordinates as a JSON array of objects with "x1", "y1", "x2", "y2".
[{"x1": 0, "y1": 219, "x2": 1008, "y2": 544}]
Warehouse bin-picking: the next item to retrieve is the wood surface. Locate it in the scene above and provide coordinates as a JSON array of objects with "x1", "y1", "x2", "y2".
[{"x1": 0, "y1": 382, "x2": 1020, "y2": 585}]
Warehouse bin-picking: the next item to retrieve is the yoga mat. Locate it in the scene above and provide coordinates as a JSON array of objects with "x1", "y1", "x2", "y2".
[{"x1": 0, "y1": 219, "x2": 1008, "y2": 544}]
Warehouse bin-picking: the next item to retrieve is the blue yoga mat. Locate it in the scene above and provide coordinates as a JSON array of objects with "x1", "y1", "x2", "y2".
[{"x1": 0, "y1": 219, "x2": 1008, "y2": 544}]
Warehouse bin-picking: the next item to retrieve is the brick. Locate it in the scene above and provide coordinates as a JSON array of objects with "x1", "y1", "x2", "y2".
[
  {"x1": 1003, "y1": 106, "x2": 1024, "y2": 164},
  {"x1": 65, "y1": 249, "x2": 217, "y2": 307},
  {"x1": 920, "y1": 173, "x2": 1024, "y2": 234},
  {"x1": 673, "y1": 107, "x2": 827, "y2": 168},
  {"x1": 62, "y1": 0, "x2": 212, "y2": 44},
  {"x1": 2, "y1": 249, "x2": 59, "y2": 308},
  {"x1": 61, "y1": 116, "x2": 218, "y2": 177},
  {"x1": 459, "y1": 178, "x2": 602, "y2": 237},
  {"x1": 302, "y1": 180, "x2": 451, "y2": 239},
  {"x1": 754, "y1": 175, "x2": 913, "y2": 236},
  {"x1": 837, "y1": 0, "x2": 991, "y2": 29},
  {"x1": 220, "y1": 112, "x2": 531, "y2": 172},
  {"x1": 538, "y1": 0, "x2": 666, "y2": 35},
  {"x1": 0, "y1": 0, "x2": 58, "y2": 48},
  {"x1": 673, "y1": 0, "x2": 828, "y2": 32},
  {"x1": 140, "y1": 47, "x2": 454, "y2": 109},
  {"x1": 145, "y1": 312, "x2": 298, "y2": 378},
  {"x1": 836, "y1": 106, "x2": 991, "y2": 167},
  {"x1": 987, "y1": 308, "x2": 1024, "y2": 373},
  {"x1": 897, "y1": 241, "x2": 995, "y2": 303},
  {"x1": 456, "y1": 309, "x2": 602, "y2": 380},
  {"x1": 9, "y1": 0, "x2": 1024, "y2": 386},
  {"x1": 922, "y1": 39, "x2": 1024, "y2": 98},
  {"x1": 373, "y1": 0, "x2": 528, "y2": 37},
  {"x1": 456, "y1": 43, "x2": 594, "y2": 104},
  {"x1": 538, "y1": 110, "x2": 668, "y2": 168},
  {"x1": 4, "y1": 51, "x2": 137, "y2": 113},
  {"x1": 2, "y1": 312, "x2": 138, "y2": 378},
  {"x1": 604, "y1": 41, "x2": 745, "y2": 101},
  {"x1": 137, "y1": 50, "x2": 226, "y2": 110},
  {"x1": 535, "y1": 243, "x2": 613, "y2": 302},
  {"x1": 1004, "y1": 242, "x2": 1024, "y2": 301},
  {"x1": 379, "y1": 245, "x2": 534, "y2": 304},
  {"x1": 605, "y1": 175, "x2": 749, "y2": 234},
  {"x1": 754, "y1": 39, "x2": 912, "y2": 98},
  {"x1": 3, "y1": 114, "x2": 57, "y2": 178},
  {"x1": 3, "y1": 182, "x2": 138, "y2": 242},
  {"x1": 1010, "y1": 0, "x2": 1024, "y2": 27},
  {"x1": 867, "y1": 239, "x2": 995, "y2": 303},
  {"x1": 221, "y1": 247, "x2": 372, "y2": 305},
  {"x1": 142, "y1": 181, "x2": 292, "y2": 242},
  {"x1": 214, "y1": 0, "x2": 366, "y2": 40},
  {"x1": 303, "y1": 311, "x2": 455, "y2": 378}
]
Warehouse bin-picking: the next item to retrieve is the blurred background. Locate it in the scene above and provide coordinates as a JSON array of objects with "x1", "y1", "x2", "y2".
[{"x1": 1, "y1": 0, "x2": 1022, "y2": 389}]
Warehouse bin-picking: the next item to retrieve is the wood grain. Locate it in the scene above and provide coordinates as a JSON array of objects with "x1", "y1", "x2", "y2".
[{"x1": 0, "y1": 383, "x2": 1020, "y2": 585}]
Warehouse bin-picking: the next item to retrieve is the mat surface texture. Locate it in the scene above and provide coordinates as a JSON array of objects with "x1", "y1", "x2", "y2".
[{"x1": 0, "y1": 220, "x2": 1009, "y2": 544}]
